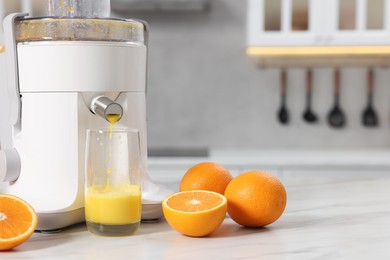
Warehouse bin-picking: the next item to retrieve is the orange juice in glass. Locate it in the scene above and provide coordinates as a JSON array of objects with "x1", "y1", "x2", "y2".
[{"x1": 85, "y1": 129, "x2": 142, "y2": 236}]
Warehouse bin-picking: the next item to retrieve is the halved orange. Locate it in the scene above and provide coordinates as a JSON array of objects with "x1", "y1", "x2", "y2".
[
  {"x1": 0, "y1": 194, "x2": 38, "y2": 251},
  {"x1": 162, "y1": 190, "x2": 227, "y2": 237}
]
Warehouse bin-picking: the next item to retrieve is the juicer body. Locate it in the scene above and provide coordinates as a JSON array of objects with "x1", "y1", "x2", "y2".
[
  {"x1": 1, "y1": 40, "x2": 150, "y2": 230},
  {"x1": 1, "y1": 13, "x2": 173, "y2": 231}
]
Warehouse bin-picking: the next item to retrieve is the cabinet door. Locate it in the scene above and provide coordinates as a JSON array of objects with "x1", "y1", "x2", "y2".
[
  {"x1": 248, "y1": 0, "x2": 390, "y2": 48},
  {"x1": 323, "y1": 0, "x2": 390, "y2": 45},
  {"x1": 247, "y1": 0, "x2": 320, "y2": 47}
]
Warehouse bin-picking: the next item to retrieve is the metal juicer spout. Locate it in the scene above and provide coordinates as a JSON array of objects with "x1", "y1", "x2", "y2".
[{"x1": 90, "y1": 96, "x2": 123, "y2": 123}]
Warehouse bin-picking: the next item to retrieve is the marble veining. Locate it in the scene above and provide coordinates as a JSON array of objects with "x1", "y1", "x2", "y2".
[{"x1": 2, "y1": 168, "x2": 390, "y2": 259}]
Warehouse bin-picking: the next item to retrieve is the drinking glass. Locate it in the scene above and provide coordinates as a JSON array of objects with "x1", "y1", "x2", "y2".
[{"x1": 85, "y1": 128, "x2": 142, "y2": 236}]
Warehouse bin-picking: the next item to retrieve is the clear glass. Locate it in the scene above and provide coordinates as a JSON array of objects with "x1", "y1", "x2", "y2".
[
  {"x1": 46, "y1": 0, "x2": 111, "y2": 18},
  {"x1": 367, "y1": 0, "x2": 384, "y2": 30},
  {"x1": 85, "y1": 128, "x2": 142, "y2": 236},
  {"x1": 339, "y1": 0, "x2": 356, "y2": 30},
  {"x1": 264, "y1": 0, "x2": 281, "y2": 31},
  {"x1": 292, "y1": 0, "x2": 309, "y2": 31}
]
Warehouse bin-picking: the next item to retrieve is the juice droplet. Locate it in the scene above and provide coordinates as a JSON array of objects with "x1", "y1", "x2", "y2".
[{"x1": 103, "y1": 177, "x2": 111, "y2": 192}]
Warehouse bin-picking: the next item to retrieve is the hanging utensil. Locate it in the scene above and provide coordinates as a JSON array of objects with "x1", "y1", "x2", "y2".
[
  {"x1": 362, "y1": 68, "x2": 379, "y2": 127},
  {"x1": 327, "y1": 69, "x2": 346, "y2": 128},
  {"x1": 302, "y1": 68, "x2": 318, "y2": 123},
  {"x1": 277, "y1": 69, "x2": 289, "y2": 125}
]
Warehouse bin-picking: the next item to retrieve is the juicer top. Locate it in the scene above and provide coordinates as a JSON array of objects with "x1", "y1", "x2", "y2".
[{"x1": 14, "y1": 17, "x2": 146, "y2": 45}]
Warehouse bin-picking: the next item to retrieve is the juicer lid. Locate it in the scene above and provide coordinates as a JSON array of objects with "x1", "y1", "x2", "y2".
[{"x1": 14, "y1": 17, "x2": 146, "y2": 44}]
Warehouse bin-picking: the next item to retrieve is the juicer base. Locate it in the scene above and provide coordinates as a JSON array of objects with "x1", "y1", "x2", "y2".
[
  {"x1": 141, "y1": 203, "x2": 164, "y2": 221},
  {"x1": 36, "y1": 208, "x2": 85, "y2": 231}
]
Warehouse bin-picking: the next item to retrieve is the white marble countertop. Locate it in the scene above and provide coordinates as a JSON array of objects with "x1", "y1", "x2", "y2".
[
  {"x1": 3, "y1": 161, "x2": 390, "y2": 259},
  {"x1": 150, "y1": 148, "x2": 390, "y2": 170}
]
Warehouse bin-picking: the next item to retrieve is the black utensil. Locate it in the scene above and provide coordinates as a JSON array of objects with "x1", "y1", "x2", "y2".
[
  {"x1": 327, "y1": 69, "x2": 346, "y2": 128},
  {"x1": 278, "y1": 69, "x2": 289, "y2": 125},
  {"x1": 362, "y1": 69, "x2": 379, "y2": 127},
  {"x1": 302, "y1": 69, "x2": 318, "y2": 123}
]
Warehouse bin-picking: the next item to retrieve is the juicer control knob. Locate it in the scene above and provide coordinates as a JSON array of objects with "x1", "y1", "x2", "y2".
[
  {"x1": 90, "y1": 96, "x2": 123, "y2": 123},
  {"x1": 0, "y1": 149, "x2": 21, "y2": 184}
]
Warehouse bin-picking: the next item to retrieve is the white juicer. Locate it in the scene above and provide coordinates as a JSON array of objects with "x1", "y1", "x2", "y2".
[{"x1": 0, "y1": 0, "x2": 172, "y2": 231}]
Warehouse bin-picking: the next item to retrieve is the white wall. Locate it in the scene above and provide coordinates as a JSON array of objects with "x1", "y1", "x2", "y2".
[{"x1": 115, "y1": 0, "x2": 390, "y2": 150}]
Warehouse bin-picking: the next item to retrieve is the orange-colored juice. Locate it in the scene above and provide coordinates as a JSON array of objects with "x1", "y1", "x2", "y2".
[{"x1": 85, "y1": 184, "x2": 141, "y2": 225}]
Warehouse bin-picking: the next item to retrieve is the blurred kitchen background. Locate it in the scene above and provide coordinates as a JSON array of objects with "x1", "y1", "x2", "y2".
[
  {"x1": 111, "y1": 0, "x2": 390, "y2": 153},
  {"x1": 3, "y1": 0, "x2": 390, "y2": 154}
]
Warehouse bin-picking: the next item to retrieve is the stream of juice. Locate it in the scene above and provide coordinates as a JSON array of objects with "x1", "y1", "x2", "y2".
[
  {"x1": 103, "y1": 114, "x2": 120, "y2": 190},
  {"x1": 107, "y1": 114, "x2": 120, "y2": 139}
]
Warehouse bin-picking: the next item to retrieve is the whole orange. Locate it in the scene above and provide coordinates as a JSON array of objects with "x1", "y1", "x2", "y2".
[
  {"x1": 224, "y1": 171, "x2": 287, "y2": 227},
  {"x1": 180, "y1": 162, "x2": 233, "y2": 195}
]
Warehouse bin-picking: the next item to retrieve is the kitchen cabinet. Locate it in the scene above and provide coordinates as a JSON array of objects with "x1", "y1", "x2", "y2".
[
  {"x1": 321, "y1": 0, "x2": 390, "y2": 46},
  {"x1": 247, "y1": 0, "x2": 319, "y2": 47},
  {"x1": 247, "y1": 0, "x2": 390, "y2": 66}
]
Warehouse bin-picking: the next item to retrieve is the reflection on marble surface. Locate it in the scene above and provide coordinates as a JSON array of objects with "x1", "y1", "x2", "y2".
[{"x1": 2, "y1": 170, "x2": 390, "y2": 259}]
